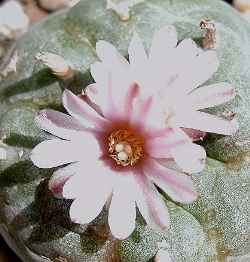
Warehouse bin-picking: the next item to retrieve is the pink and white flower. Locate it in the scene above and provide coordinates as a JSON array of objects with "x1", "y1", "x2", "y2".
[
  {"x1": 90, "y1": 25, "x2": 238, "y2": 138},
  {"x1": 30, "y1": 25, "x2": 237, "y2": 240},
  {"x1": 31, "y1": 83, "x2": 202, "y2": 239}
]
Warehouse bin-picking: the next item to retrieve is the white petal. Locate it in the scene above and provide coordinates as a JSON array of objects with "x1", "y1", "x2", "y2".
[
  {"x1": 171, "y1": 143, "x2": 206, "y2": 173},
  {"x1": 134, "y1": 172, "x2": 170, "y2": 231},
  {"x1": 149, "y1": 25, "x2": 177, "y2": 63},
  {"x1": 31, "y1": 134, "x2": 100, "y2": 168},
  {"x1": 96, "y1": 40, "x2": 129, "y2": 71},
  {"x1": 187, "y1": 82, "x2": 236, "y2": 110},
  {"x1": 90, "y1": 62, "x2": 109, "y2": 88},
  {"x1": 68, "y1": 163, "x2": 113, "y2": 224},
  {"x1": 108, "y1": 186, "x2": 136, "y2": 240},
  {"x1": 177, "y1": 38, "x2": 201, "y2": 59},
  {"x1": 173, "y1": 110, "x2": 238, "y2": 135},
  {"x1": 63, "y1": 160, "x2": 112, "y2": 199},
  {"x1": 62, "y1": 89, "x2": 109, "y2": 129},
  {"x1": 31, "y1": 139, "x2": 81, "y2": 168},
  {"x1": 88, "y1": 63, "x2": 114, "y2": 116},
  {"x1": 128, "y1": 32, "x2": 148, "y2": 68},
  {"x1": 70, "y1": 192, "x2": 107, "y2": 225},
  {"x1": 169, "y1": 50, "x2": 219, "y2": 95},
  {"x1": 35, "y1": 109, "x2": 87, "y2": 141},
  {"x1": 48, "y1": 162, "x2": 81, "y2": 198}
]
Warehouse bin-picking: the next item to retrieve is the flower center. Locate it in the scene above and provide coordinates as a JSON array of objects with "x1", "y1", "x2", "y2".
[{"x1": 108, "y1": 129, "x2": 144, "y2": 167}]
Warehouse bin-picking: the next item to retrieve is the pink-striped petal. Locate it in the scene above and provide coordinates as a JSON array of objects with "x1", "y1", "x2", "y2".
[
  {"x1": 143, "y1": 158, "x2": 198, "y2": 204},
  {"x1": 147, "y1": 127, "x2": 190, "y2": 159},
  {"x1": 173, "y1": 110, "x2": 238, "y2": 135},
  {"x1": 62, "y1": 89, "x2": 110, "y2": 130},
  {"x1": 147, "y1": 137, "x2": 187, "y2": 159},
  {"x1": 48, "y1": 163, "x2": 81, "y2": 198},
  {"x1": 143, "y1": 97, "x2": 167, "y2": 130},
  {"x1": 182, "y1": 128, "x2": 206, "y2": 142},
  {"x1": 122, "y1": 83, "x2": 139, "y2": 121},
  {"x1": 134, "y1": 170, "x2": 170, "y2": 231},
  {"x1": 35, "y1": 109, "x2": 87, "y2": 141},
  {"x1": 188, "y1": 83, "x2": 236, "y2": 110},
  {"x1": 80, "y1": 89, "x2": 103, "y2": 116}
]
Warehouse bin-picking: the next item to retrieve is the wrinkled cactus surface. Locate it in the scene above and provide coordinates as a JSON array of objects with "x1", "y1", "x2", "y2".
[{"x1": 0, "y1": 0, "x2": 249, "y2": 261}]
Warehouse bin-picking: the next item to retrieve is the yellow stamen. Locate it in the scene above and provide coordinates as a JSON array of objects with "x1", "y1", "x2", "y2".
[{"x1": 108, "y1": 129, "x2": 144, "y2": 166}]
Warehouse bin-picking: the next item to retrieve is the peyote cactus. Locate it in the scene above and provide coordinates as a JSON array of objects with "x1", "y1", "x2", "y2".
[{"x1": 0, "y1": 0, "x2": 249, "y2": 261}]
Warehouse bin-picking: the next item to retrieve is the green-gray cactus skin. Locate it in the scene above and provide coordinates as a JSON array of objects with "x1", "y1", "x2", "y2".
[{"x1": 0, "y1": 0, "x2": 249, "y2": 261}]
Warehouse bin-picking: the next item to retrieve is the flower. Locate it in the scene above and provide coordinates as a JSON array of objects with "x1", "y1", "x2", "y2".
[
  {"x1": 90, "y1": 25, "x2": 237, "y2": 138},
  {"x1": 30, "y1": 25, "x2": 237, "y2": 240},
  {"x1": 31, "y1": 83, "x2": 203, "y2": 239}
]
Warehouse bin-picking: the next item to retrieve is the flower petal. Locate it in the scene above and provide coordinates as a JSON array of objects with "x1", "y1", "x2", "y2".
[
  {"x1": 108, "y1": 186, "x2": 136, "y2": 240},
  {"x1": 89, "y1": 62, "x2": 131, "y2": 121},
  {"x1": 48, "y1": 162, "x2": 81, "y2": 198},
  {"x1": 35, "y1": 109, "x2": 87, "y2": 141},
  {"x1": 30, "y1": 139, "x2": 80, "y2": 168},
  {"x1": 177, "y1": 38, "x2": 201, "y2": 58},
  {"x1": 147, "y1": 128, "x2": 189, "y2": 159},
  {"x1": 149, "y1": 25, "x2": 177, "y2": 64},
  {"x1": 173, "y1": 110, "x2": 238, "y2": 135},
  {"x1": 70, "y1": 192, "x2": 107, "y2": 225},
  {"x1": 128, "y1": 32, "x2": 152, "y2": 93},
  {"x1": 89, "y1": 63, "x2": 119, "y2": 114},
  {"x1": 62, "y1": 160, "x2": 113, "y2": 199},
  {"x1": 96, "y1": 40, "x2": 129, "y2": 71},
  {"x1": 128, "y1": 32, "x2": 148, "y2": 68},
  {"x1": 134, "y1": 170, "x2": 170, "y2": 231},
  {"x1": 90, "y1": 62, "x2": 109, "y2": 89},
  {"x1": 62, "y1": 89, "x2": 109, "y2": 130},
  {"x1": 168, "y1": 50, "x2": 219, "y2": 95},
  {"x1": 188, "y1": 82, "x2": 236, "y2": 110},
  {"x1": 143, "y1": 158, "x2": 198, "y2": 204},
  {"x1": 31, "y1": 134, "x2": 100, "y2": 168},
  {"x1": 170, "y1": 143, "x2": 206, "y2": 173},
  {"x1": 141, "y1": 96, "x2": 167, "y2": 130},
  {"x1": 122, "y1": 83, "x2": 139, "y2": 121},
  {"x1": 182, "y1": 128, "x2": 206, "y2": 142},
  {"x1": 68, "y1": 163, "x2": 112, "y2": 224}
]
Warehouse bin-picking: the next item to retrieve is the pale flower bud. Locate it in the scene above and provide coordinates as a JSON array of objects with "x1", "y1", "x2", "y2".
[
  {"x1": 106, "y1": 0, "x2": 143, "y2": 21},
  {"x1": 234, "y1": 0, "x2": 250, "y2": 12},
  {"x1": 36, "y1": 52, "x2": 73, "y2": 79},
  {"x1": 0, "y1": 0, "x2": 29, "y2": 39}
]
